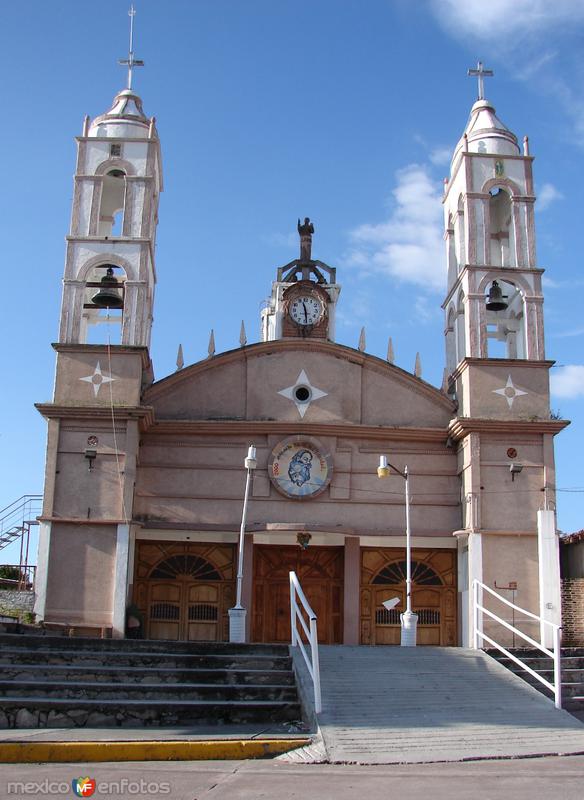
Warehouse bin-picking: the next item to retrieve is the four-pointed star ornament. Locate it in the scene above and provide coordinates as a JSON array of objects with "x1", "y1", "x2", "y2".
[
  {"x1": 79, "y1": 362, "x2": 116, "y2": 397},
  {"x1": 492, "y1": 375, "x2": 528, "y2": 408},
  {"x1": 278, "y1": 370, "x2": 327, "y2": 418}
]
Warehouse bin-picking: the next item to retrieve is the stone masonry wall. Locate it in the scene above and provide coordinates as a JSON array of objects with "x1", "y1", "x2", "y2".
[
  {"x1": 562, "y1": 578, "x2": 584, "y2": 645},
  {"x1": 0, "y1": 591, "x2": 35, "y2": 616}
]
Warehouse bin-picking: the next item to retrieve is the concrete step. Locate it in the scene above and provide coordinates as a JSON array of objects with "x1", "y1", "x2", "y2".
[
  {"x1": 0, "y1": 634, "x2": 288, "y2": 656},
  {"x1": 0, "y1": 680, "x2": 297, "y2": 703},
  {"x1": 0, "y1": 637, "x2": 301, "y2": 729},
  {"x1": 0, "y1": 663, "x2": 296, "y2": 685},
  {"x1": 0, "y1": 647, "x2": 292, "y2": 671},
  {"x1": 484, "y1": 647, "x2": 584, "y2": 713},
  {"x1": 490, "y1": 654, "x2": 584, "y2": 670},
  {"x1": 0, "y1": 698, "x2": 301, "y2": 729}
]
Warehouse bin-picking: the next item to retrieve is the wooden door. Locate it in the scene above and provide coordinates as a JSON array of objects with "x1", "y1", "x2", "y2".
[
  {"x1": 360, "y1": 548, "x2": 457, "y2": 646},
  {"x1": 133, "y1": 541, "x2": 235, "y2": 641},
  {"x1": 252, "y1": 545, "x2": 343, "y2": 644}
]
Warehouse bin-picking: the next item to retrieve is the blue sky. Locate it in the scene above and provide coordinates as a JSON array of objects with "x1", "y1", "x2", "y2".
[{"x1": 1, "y1": 0, "x2": 583, "y2": 564}]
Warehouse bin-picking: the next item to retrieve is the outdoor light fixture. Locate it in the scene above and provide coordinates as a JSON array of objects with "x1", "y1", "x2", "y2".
[
  {"x1": 509, "y1": 462, "x2": 523, "y2": 481},
  {"x1": 377, "y1": 455, "x2": 418, "y2": 646},
  {"x1": 229, "y1": 445, "x2": 257, "y2": 643},
  {"x1": 297, "y1": 532, "x2": 312, "y2": 550},
  {"x1": 84, "y1": 448, "x2": 97, "y2": 471}
]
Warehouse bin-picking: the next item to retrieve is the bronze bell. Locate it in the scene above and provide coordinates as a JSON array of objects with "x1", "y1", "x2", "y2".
[
  {"x1": 91, "y1": 267, "x2": 123, "y2": 309},
  {"x1": 485, "y1": 280, "x2": 508, "y2": 312}
]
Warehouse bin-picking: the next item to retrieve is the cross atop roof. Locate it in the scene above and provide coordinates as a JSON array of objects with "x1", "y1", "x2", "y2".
[
  {"x1": 467, "y1": 61, "x2": 494, "y2": 101},
  {"x1": 118, "y1": 5, "x2": 144, "y2": 90}
]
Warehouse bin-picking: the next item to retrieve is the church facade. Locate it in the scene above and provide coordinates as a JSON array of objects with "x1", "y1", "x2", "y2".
[{"x1": 33, "y1": 70, "x2": 567, "y2": 648}]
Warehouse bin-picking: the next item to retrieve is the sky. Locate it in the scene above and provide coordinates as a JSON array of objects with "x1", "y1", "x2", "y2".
[{"x1": 1, "y1": 0, "x2": 583, "y2": 565}]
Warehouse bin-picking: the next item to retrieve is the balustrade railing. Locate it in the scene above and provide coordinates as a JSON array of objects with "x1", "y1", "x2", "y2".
[
  {"x1": 472, "y1": 579, "x2": 562, "y2": 709},
  {"x1": 289, "y1": 570, "x2": 322, "y2": 714}
]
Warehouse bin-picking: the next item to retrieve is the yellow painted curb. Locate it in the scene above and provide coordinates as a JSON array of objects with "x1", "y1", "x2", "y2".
[{"x1": 0, "y1": 738, "x2": 310, "y2": 763}]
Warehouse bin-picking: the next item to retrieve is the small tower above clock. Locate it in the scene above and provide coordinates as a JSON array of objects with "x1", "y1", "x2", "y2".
[{"x1": 261, "y1": 218, "x2": 341, "y2": 342}]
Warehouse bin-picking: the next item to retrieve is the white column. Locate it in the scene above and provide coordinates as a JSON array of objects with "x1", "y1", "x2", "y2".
[
  {"x1": 468, "y1": 532, "x2": 483, "y2": 648},
  {"x1": 33, "y1": 522, "x2": 52, "y2": 620},
  {"x1": 537, "y1": 509, "x2": 561, "y2": 649},
  {"x1": 112, "y1": 523, "x2": 130, "y2": 638}
]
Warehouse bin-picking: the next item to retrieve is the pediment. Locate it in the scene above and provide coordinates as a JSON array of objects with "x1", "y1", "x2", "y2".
[{"x1": 144, "y1": 340, "x2": 454, "y2": 428}]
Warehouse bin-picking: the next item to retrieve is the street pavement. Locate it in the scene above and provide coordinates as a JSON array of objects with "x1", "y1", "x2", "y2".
[{"x1": 1, "y1": 755, "x2": 584, "y2": 799}]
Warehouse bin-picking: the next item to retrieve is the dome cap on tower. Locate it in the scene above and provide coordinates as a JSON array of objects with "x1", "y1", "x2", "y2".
[
  {"x1": 451, "y1": 62, "x2": 520, "y2": 170},
  {"x1": 88, "y1": 88, "x2": 152, "y2": 137}
]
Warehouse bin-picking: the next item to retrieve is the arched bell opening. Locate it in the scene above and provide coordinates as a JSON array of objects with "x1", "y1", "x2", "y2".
[
  {"x1": 98, "y1": 169, "x2": 127, "y2": 238},
  {"x1": 455, "y1": 290, "x2": 466, "y2": 363},
  {"x1": 488, "y1": 187, "x2": 516, "y2": 267},
  {"x1": 454, "y1": 194, "x2": 465, "y2": 272},
  {"x1": 81, "y1": 263, "x2": 126, "y2": 345},
  {"x1": 446, "y1": 214, "x2": 457, "y2": 286},
  {"x1": 445, "y1": 305, "x2": 457, "y2": 373},
  {"x1": 484, "y1": 277, "x2": 525, "y2": 359}
]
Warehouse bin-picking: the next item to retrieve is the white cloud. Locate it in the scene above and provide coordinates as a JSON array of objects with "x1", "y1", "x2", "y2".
[
  {"x1": 430, "y1": 0, "x2": 584, "y2": 44},
  {"x1": 538, "y1": 183, "x2": 564, "y2": 211},
  {"x1": 346, "y1": 164, "x2": 445, "y2": 291},
  {"x1": 413, "y1": 295, "x2": 438, "y2": 324},
  {"x1": 336, "y1": 290, "x2": 374, "y2": 329},
  {"x1": 551, "y1": 365, "x2": 584, "y2": 398},
  {"x1": 428, "y1": 0, "x2": 584, "y2": 146},
  {"x1": 429, "y1": 147, "x2": 453, "y2": 167}
]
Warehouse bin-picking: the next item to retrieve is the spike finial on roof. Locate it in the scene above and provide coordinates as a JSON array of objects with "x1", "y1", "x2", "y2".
[
  {"x1": 414, "y1": 352, "x2": 422, "y2": 378},
  {"x1": 208, "y1": 330, "x2": 216, "y2": 358},
  {"x1": 239, "y1": 320, "x2": 247, "y2": 347},
  {"x1": 176, "y1": 344, "x2": 184, "y2": 371},
  {"x1": 358, "y1": 327, "x2": 366, "y2": 353},
  {"x1": 387, "y1": 337, "x2": 395, "y2": 364}
]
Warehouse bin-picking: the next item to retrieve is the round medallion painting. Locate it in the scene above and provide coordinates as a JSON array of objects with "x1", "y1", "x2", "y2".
[{"x1": 269, "y1": 437, "x2": 333, "y2": 499}]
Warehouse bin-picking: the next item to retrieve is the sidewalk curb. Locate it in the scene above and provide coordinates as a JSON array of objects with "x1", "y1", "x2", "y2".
[{"x1": 0, "y1": 738, "x2": 311, "y2": 763}]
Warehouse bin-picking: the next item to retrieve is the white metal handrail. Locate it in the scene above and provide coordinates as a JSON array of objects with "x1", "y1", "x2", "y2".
[
  {"x1": 472, "y1": 579, "x2": 562, "y2": 709},
  {"x1": 289, "y1": 570, "x2": 322, "y2": 714}
]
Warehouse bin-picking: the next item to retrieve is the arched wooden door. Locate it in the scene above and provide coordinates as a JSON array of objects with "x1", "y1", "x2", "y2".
[
  {"x1": 133, "y1": 542, "x2": 235, "y2": 641},
  {"x1": 360, "y1": 548, "x2": 457, "y2": 646},
  {"x1": 252, "y1": 545, "x2": 343, "y2": 644}
]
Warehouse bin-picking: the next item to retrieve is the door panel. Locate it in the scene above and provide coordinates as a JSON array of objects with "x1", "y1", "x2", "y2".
[
  {"x1": 133, "y1": 541, "x2": 235, "y2": 641},
  {"x1": 253, "y1": 545, "x2": 343, "y2": 644},
  {"x1": 361, "y1": 548, "x2": 457, "y2": 646}
]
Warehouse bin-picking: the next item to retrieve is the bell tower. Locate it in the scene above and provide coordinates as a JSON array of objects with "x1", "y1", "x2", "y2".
[
  {"x1": 34, "y1": 8, "x2": 162, "y2": 637},
  {"x1": 443, "y1": 62, "x2": 547, "y2": 416},
  {"x1": 59, "y1": 79, "x2": 161, "y2": 347},
  {"x1": 443, "y1": 64, "x2": 567, "y2": 647},
  {"x1": 261, "y1": 218, "x2": 341, "y2": 342}
]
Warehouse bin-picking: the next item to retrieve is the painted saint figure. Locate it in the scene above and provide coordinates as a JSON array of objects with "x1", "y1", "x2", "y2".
[{"x1": 288, "y1": 449, "x2": 313, "y2": 487}]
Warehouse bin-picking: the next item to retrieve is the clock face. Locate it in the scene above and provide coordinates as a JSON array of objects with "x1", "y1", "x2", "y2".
[{"x1": 289, "y1": 295, "x2": 323, "y2": 326}]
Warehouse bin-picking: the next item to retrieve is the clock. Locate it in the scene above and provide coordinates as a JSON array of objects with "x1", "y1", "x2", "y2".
[{"x1": 289, "y1": 295, "x2": 323, "y2": 326}]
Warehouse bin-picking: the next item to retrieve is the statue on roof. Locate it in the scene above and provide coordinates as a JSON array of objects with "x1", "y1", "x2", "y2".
[{"x1": 298, "y1": 217, "x2": 315, "y2": 263}]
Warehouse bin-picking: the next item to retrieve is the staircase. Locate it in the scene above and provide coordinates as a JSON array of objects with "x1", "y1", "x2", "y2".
[
  {"x1": 485, "y1": 647, "x2": 584, "y2": 715},
  {"x1": 0, "y1": 634, "x2": 301, "y2": 729},
  {"x1": 0, "y1": 496, "x2": 42, "y2": 553}
]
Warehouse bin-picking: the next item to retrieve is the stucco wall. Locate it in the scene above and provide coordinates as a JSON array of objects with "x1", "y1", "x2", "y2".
[{"x1": 44, "y1": 523, "x2": 116, "y2": 626}]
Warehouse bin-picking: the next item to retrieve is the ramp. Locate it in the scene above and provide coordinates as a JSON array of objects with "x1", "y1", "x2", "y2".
[{"x1": 314, "y1": 646, "x2": 584, "y2": 764}]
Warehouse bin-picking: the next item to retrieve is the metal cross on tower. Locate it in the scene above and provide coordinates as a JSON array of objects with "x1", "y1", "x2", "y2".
[
  {"x1": 118, "y1": 5, "x2": 144, "y2": 90},
  {"x1": 467, "y1": 61, "x2": 493, "y2": 101}
]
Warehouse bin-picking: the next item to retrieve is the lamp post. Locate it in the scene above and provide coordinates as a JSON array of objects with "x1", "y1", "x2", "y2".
[
  {"x1": 229, "y1": 444, "x2": 257, "y2": 643},
  {"x1": 377, "y1": 455, "x2": 418, "y2": 646}
]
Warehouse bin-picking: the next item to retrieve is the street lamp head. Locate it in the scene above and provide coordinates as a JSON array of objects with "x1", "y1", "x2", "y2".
[
  {"x1": 244, "y1": 445, "x2": 257, "y2": 471},
  {"x1": 377, "y1": 455, "x2": 390, "y2": 479}
]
